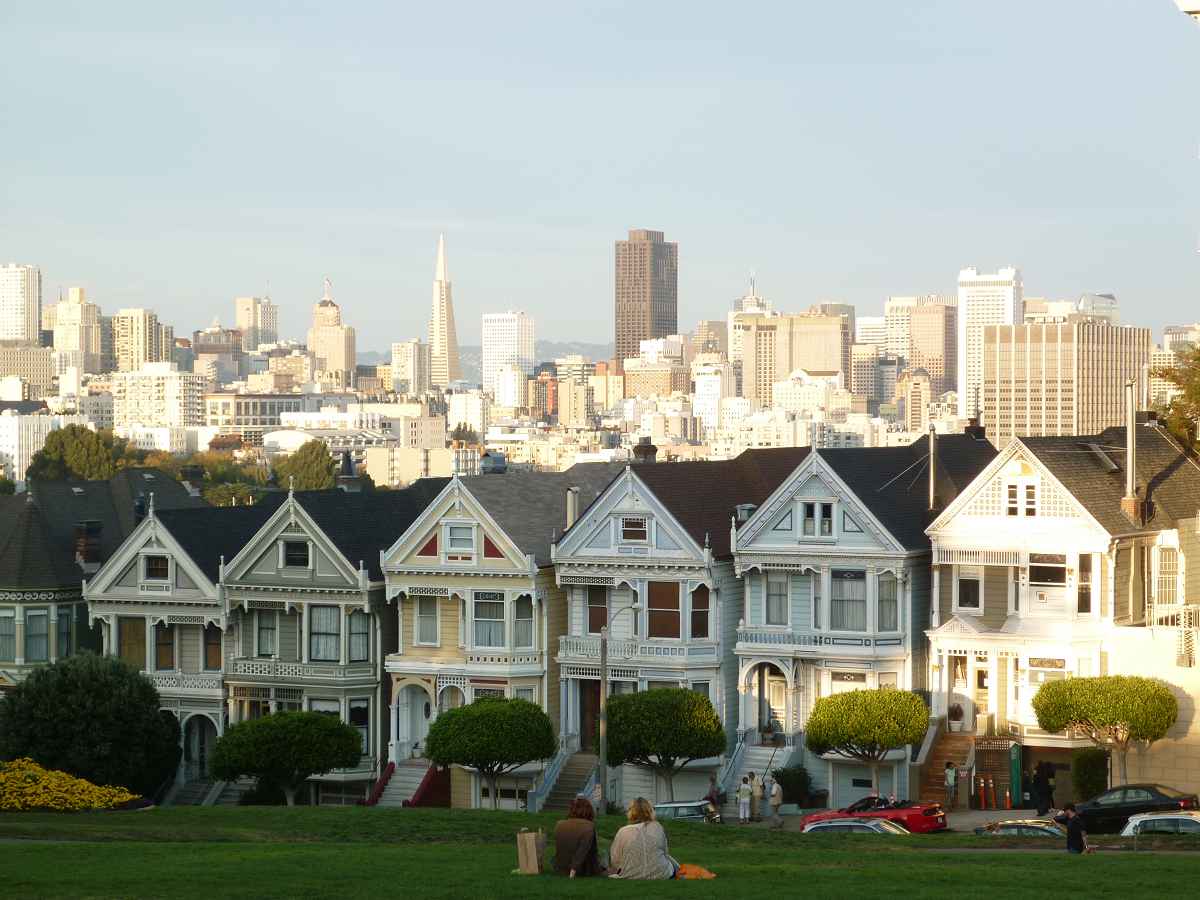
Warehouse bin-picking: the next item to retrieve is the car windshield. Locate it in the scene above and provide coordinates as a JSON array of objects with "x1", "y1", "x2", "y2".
[
  {"x1": 1156, "y1": 785, "x2": 1189, "y2": 798},
  {"x1": 876, "y1": 820, "x2": 909, "y2": 834}
]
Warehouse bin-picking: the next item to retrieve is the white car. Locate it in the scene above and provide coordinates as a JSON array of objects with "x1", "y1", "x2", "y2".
[
  {"x1": 802, "y1": 818, "x2": 910, "y2": 835},
  {"x1": 1119, "y1": 810, "x2": 1200, "y2": 836}
]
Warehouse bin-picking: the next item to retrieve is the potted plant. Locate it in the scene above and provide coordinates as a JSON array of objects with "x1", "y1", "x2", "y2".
[{"x1": 948, "y1": 703, "x2": 965, "y2": 733}]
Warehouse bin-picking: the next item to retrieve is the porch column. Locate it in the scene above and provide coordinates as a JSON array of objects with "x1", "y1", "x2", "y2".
[
  {"x1": 987, "y1": 652, "x2": 999, "y2": 726},
  {"x1": 13, "y1": 608, "x2": 24, "y2": 666},
  {"x1": 388, "y1": 699, "x2": 399, "y2": 764},
  {"x1": 559, "y1": 677, "x2": 568, "y2": 737},
  {"x1": 300, "y1": 605, "x2": 309, "y2": 664},
  {"x1": 340, "y1": 608, "x2": 349, "y2": 665},
  {"x1": 48, "y1": 607, "x2": 58, "y2": 663},
  {"x1": 820, "y1": 566, "x2": 831, "y2": 630},
  {"x1": 866, "y1": 566, "x2": 877, "y2": 633},
  {"x1": 144, "y1": 616, "x2": 154, "y2": 673},
  {"x1": 931, "y1": 567, "x2": 941, "y2": 628},
  {"x1": 396, "y1": 595, "x2": 405, "y2": 655}
]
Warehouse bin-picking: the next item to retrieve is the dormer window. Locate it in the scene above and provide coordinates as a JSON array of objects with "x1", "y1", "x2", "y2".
[
  {"x1": 446, "y1": 525, "x2": 475, "y2": 563},
  {"x1": 144, "y1": 555, "x2": 169, "y2": 581},
  {"x1": 620, "y1": 516, "x2": 648, "y2": 542},
  {"x1": 802, "y1": 502, "x2": 834, "y2": 538},
  {"x1": 1006, "y1": 479, "x2": 1037, "y2": 516},
  {"x1": 283, "y1": 541, "x2": 310, "y2": 568}
]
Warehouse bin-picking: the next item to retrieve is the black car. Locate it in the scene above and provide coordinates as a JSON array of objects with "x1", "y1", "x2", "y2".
[
  {"x1": 974, "y1": 819, "x2": 1066, "y2": 838},
  {"x1": 1075, "y1": 784, "x2": 1199, "y2": 834}
]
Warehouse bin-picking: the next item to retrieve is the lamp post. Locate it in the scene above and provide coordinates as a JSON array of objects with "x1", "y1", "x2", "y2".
[{"x1": 598, "y1": 602, "x2": 640, "y2": 813}]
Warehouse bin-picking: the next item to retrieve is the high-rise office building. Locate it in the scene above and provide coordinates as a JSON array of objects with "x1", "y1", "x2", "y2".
[
  {"x1": 111, "y1": 361, "x2": 207, "y2": 428},
  {"x1": 234, "y1": 295, "x2": 279, "y2": 351},
  {"x1": 428, "y1": 234, "x2": 461, "y2": 388},
  {"x1": 480, "y1": 310, "x2": 535, "y2": 395},
  {"x1": 391, "y1": 339, "x2": 431, "y2": 395},
  {"x1": 307, "y1": 278, "x2": 356, "y2": 388},
  {"x1": 727, "y1": 278, "x2": 773, "y2": 373},
  {"x1": 957, "y1": 266, "x2": 1022, "y2": 418},
  {"x1": 850, "y1": 344, "x2": 880, "y2": 401},
  {"x1": 614, "y1": 229, "x2": 678, "y2": 372},
  {"x1": 980, "y1": 320, "x2": 1150, "y2": 448},
  {"x1": 908, "y1": 302, "x2": 957, "y2": 396},
  {"x1": 896, "y1": 369, "x2": 933, "y2": 433},
  {"x1": 883, "y1": 294, "x2": 953, "y2": 360},
  {"x1": 0, "y1": 264, "x2": 41, "y2": 344},
  {"x1": 691, "y1": 320, "x2": 728, "y2": 357},
  {"x1": 112, "y1": 308, "x2": 174, "y2": 372},
  {"x1": 52, "y1": 287, "x2": 102, "y2": 374},
  {"x1": 855, "y1": 315, "x2": 886, "y2": 347},
  {"x1": 735, "y1": 312, "x2": 852, "y2": 407}
]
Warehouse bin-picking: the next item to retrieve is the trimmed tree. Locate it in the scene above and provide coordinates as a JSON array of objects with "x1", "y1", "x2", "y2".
[
  {"x1": 272, "y1": 440, "x2": 336, "y2": 492},
  {"x1": 210, "y1": 711, "x2": 362, "y2": 806},
  {"x1": 425, "y1": 697, "x2": 556, "y2": 809},
  {"x1": 1032, "y1": 675, "x2": 1178, "y2": 785},
  {"x1": 25, "y1": 425, "x2": 144, "y2": 481},
  {"x1": 606, "y1": 688, "x2": 726, "y2": 801},
  {"x1": 0, "y1": 653, "x2": 181, "y2": 796},
  {"x1": 805, "y1": 688, "x2": 928, "y2": 795}
]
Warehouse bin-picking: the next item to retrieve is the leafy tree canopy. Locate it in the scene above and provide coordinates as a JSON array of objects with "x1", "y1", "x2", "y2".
[
  {"x1": 1154, "y1": 344, "x2": 1200, "y2": 447},
  {"x1": 425, "y1": 698, "x2": 556, "y2": 808},
  {"x1": 210, "y1": 711, "x2": 362, "y2": 806},
  {"x1": 607, "y1": 688, "x2": 726, "y2": 800},
  {"x1": 25, "y1": 426, "x2": 146, "y2": 482},
  {"x1": 1033, "y1": 675, "x2": 1177, "y2": 784},
  {"x1": 0, "y1": 476, "x2": 14, "y2": 495},
  {"x1": 0, "y1": 653, "x2": 180, "y2": 795},
  {"x1": 805, "y1": 689, "x2": 928, "y2": 793},
  {"x1": 272, "y1": 440, "x2": 336, "y2": 492}
]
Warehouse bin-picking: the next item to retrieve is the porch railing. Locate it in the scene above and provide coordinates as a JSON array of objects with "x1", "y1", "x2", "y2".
[
  {"x1": 735, "y1": 626, "x2": 820, "y2": 647},
  {"x1": 558, "y1": 635, "x2": 696, "y2": 662},
  {"x1": 148, "y1": 672, "x2": 223, "y2": 692},
  {"x1": 230, "y1": 658, "x2": 375, "y2": 680},
  {"x1": 362, "y1": 762, "x2": 395, "y2": 807},
  {"x1": 716, "y1": 736, "x2": 747, "y2": 797},
  {"x1": 527, "y1": 743, "x2": 571, "y2": 813}
]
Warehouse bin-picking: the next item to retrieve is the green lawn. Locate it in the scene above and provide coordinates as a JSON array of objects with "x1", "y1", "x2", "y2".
[{"x1": 0, "y1": 807, "x2": 1196, "y2": 899}]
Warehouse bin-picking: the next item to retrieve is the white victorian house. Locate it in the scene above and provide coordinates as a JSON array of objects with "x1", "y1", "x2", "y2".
[{"x1": 733, "y1": 432, "x2": 995, "y2": 806}]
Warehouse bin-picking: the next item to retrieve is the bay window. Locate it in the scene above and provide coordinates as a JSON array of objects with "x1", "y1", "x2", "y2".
[
  {"x1": 690, "y1": 585, "x2": 710, "y2": 639},
  {"x1": 349, "y1": 610, "x2": 370, "y2": 661},
  {"x1": 309, "y1": 605, "x2": 340, "y2": 661},
  {"x1": 878, "y1": 573, "x2": 898, "y2": 631},
  {"x1": 514, "y1": 596, "x2": 534, "y2": 648},
  {"x1": 1029, "y1": 554, "x2": 1066, "y2": 587},
  {"x1": 587, "y1": 586, "x2": 607, "y2": 634},
  {"x1": 830, "y1": 570, "x2": 866, "y2": 631},
  {"x1": 25, "y1": 609, "x2": 49, "y2": 663},
  {"x1": 474, "y1": 592, "x2": 505, "y2": 648},
  {"x1": 766, "y1": 573, "x2": 788, "y2": 625},
  {"x1": 0, "y1": 609, "x2": 14, "y2": 661},
  {"x1": 204, "y1": 624, "x2": 222, "y2": 671},
  {"x1": 154, "y1": 623, "x2": 175, "y2": 670},
  {"x1": 1077, "y1": 554, "x2": 1093, "y2": 614},
  {"x1": 416, "y1": 597, "x2": 438, "y2": 645},
  {"x1": 956, "y1": 566, "x2": 982, "y2": 612},
  {"x1": 647, "y1": 582, "x2": 680, "y2": 639},
  {"x1": 257, "y1": 611, "x2": 276, "y2": 657},
  {"x1": 57, "y1": 606, "x2": 73, "y2": 658},
  {"x1": 349, "y1": 699, "x2": 370, "y2": 754}
]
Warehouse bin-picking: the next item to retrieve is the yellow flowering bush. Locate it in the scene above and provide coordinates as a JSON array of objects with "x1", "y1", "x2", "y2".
[{"x1": 0, "y1": 758, "x2": 140, "y2": 812}]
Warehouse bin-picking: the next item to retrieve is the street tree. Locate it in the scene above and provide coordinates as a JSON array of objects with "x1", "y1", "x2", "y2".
[
  {"x1": 210, "y1": 711, "x2": 362, "y2": 806},
  {"x1": 272, "y1": 440, "x2": 336, "y2": 492},
  {"x1": 805, "y1": 688, "x2": 928, "y2": 795},
  {"x1": 25, "y1": 426, "x2": 145, "y2": 481},
  {"x1": 425, "y1": 697, "x2": 556, "y2": 809},
  {"x1": 607, "y1": 688, "x2": 726, "y2": 801},
  {"x1": 1033, "y1": 675, "x2": 1178, "y2": 785}
]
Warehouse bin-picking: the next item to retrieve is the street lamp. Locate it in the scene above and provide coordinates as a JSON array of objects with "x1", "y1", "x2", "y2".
[{"x1": 598, "y1": 602, "x2": 640, "y2": 813}]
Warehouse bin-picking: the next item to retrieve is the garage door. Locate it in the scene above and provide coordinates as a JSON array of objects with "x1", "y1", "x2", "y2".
[{"x1": 835, "y1": 764, "x2": 894, "y2": 807}]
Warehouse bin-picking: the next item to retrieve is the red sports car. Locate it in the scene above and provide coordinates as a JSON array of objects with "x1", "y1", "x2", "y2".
[{"x1": 801, "y1": 796, "x2": 948, "y2": 833}]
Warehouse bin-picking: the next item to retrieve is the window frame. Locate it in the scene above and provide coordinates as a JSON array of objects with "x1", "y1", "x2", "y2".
[
  {"x1": 765, "y1": 573, "x2": 788, "y2": 626},
  {"x1": 349, "y1": 610, "x2": 370, "y2": 662},
  {"x1": 281, "y1": 540, "x2": 311, "y2": 569},
  {"x1": 25, "y1": 607, "x2": 50, "y2": 663},
  {"x1": 203, "y1": 623, "x2": 222, "y2": 671},
  {"x1": 415, "y1": 596, "x2": 440, "y2": 647},
  {"x1": 877, "y1": 572, "x2": 899, "y2": 632},
  {"x1": 690, "y1": 585, "x2": 710, "y2": 640},
  {"x1": 309, "y1": 604, "x2": 341, "y2": 662},
  {"x1": 444, "y1": 523, "x2": 475, "y2": 564},
  {"x1": 56, "y1": 606, "x2": 73, "y2": 658},
  {"x1": 473, "y1": 591, "x2": 506, "y2": 649},
  {"x1": 619, "y1": 516, "x2": 649, "y2": 543},
  {"x1": 801, "y1": 502, "x2": 836, "y2": 539},
  {"x1": 586, "y1": 586, "x2": 608, "y2": 635},
  {"x1": 514, "y1": 685, "x2": 536, "y2": 703},
  {"x1": 513, "y1": 595, "x2": 534, "y2": 649},
  {"x1": 256, "y1": 610, "x2": 277, "y2": 658},
  {"x1": 646, "y1": 581, "x2": 681, "y2": 640},
  {"x1": 954, "y1": 565, "x2": 984, "y2": 616},
  {"x1": 829, "y1": 570, "x2": 867, "y2": 632},
  {"x1": 143, "y1": 554, "x2": 170, "y2": 581},
  {"x1": 348, "y1": 697, "x2": 370, "y2": 754},
  {"x1": 154, "y1": 622, "x2": 175, "y2": 671},
  {"x1": 0, "y1": 608, "x2": 14, "y2": 662}
]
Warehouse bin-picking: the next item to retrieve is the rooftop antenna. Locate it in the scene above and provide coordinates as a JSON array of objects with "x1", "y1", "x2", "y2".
[{"x1": 322, "y1": 276, "x2": 333, "y2": 302}]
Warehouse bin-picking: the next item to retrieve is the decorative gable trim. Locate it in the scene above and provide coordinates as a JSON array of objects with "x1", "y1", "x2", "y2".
[{"x1": 83, "y1": 513, "x2": 216, "y2": 602}]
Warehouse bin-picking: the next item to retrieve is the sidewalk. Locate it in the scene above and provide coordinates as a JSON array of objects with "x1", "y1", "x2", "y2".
[{"x1": 748, "y1": 805, "x2": 1047, "y2": 833}]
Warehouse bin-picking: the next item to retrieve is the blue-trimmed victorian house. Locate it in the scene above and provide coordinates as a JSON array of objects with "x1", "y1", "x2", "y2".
[
  {"x1": 732, "y1": 432, "x2": 995, "y2": 806},
  {"x1": 550, "y1": 447, "x2": 810, "y2": 806}
]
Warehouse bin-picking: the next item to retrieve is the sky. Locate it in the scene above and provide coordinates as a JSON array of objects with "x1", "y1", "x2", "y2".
[{"x1": 2, "y1": 1, "x2": 1197, "y2": 351}]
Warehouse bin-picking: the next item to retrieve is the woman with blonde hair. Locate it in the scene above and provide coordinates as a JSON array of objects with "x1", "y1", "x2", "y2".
[{"x1": 608, "y1": 797, "x2": 678, "y2": 880}]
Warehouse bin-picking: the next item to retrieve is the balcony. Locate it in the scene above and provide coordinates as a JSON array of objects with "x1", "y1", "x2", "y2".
[
  {"x1": 147, "y1": 672, "x2": 223, "y2": 693},
  {"x1": 557, "y1": 635, "x2": 714, "y2": 665},
  {"x1": 464, "y1": 649, "x2": 544, "y2": 669},
  {"x1": 229, "y1": 658, "x2": 376, "y2": 681},
  {"x1": 735, "y1": 624, "x2": 902, "y2": 655}
]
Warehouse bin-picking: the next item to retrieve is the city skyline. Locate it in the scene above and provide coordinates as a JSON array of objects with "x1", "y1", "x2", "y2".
[{"x1": 1, "y1": 2, "x2": 1196, "y2": 349}]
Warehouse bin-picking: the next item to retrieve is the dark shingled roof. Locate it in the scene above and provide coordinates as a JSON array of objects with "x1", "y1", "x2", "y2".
[
  {"x1": 155, "y1": 479, "x2": 451, "y2": 583},
  {"x1": 820, "y1": 433, "x2": 997, "y2": 549},
  {"x1": 461, "y1": 462, "x2": 625, "y2": 565},
  {"x1": 0, "y1": 496, "x2": 82, "y2": 591},
  {"x1": 1021, "y1": 425, "x2": 1200, "y2": 536},
  {"x1": 632, "y1": 448, "x2": 814, "y2": 558}
]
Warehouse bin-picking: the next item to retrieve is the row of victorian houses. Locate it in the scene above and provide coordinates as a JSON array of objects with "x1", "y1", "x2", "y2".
[{"x1": 3, "y1": 406, "x2": 1200, "y2": 809}]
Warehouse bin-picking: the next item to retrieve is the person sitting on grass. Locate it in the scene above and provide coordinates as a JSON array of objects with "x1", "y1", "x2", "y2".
[
  {"x1": 609, "y1": 797, "x2": 678, "y2": 880},
  {"x1": 555, "y1": 797, "x2": 605, "y2": 878}
]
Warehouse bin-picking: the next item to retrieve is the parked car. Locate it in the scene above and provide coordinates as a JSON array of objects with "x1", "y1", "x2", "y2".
[
  {"x1": 1119, "y1": 810, "x2": 1200, "y2": 837},
  {"x1": 800, "y1": 796, "x2": 947, "y2": 833},
  {"x1": 1075, "y1": 784, "x2": 1199, "y2": 834},
  {"x1": 653, "y1": 800, "x2": 722, "y2": 824},
  {"x1": 802, "y1": 817, "x2": 910, "y2": 834},
  {"x1": 974, "y1": 819, "x2": 1066, "y2": 838}
]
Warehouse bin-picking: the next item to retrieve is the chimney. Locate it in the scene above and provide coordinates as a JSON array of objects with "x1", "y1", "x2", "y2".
[
  {"x1": 734, "y1": 503, "x2": 757, "y2": 524},
  {"x1": 133, "y1": 493, "x2": 147, "y2": 524},
  {"x1": 565, "y1": 486, "x2": 580, "y2": 531},
  {"x1": 927, "y1": 425, "x2": 938, "y2": 512},
  {"x1": 336, "y1": 450, "x2": 363, "y2": 493},
  {"x1": 1120, "y1": 378, "x2": 1144, "y2": 525},
  {"x1": 963, "y1": 417, "x2": 986, "y2": 441},
  {"x1": 632, "y1": 436, "x2": 658, "y2": 465}
]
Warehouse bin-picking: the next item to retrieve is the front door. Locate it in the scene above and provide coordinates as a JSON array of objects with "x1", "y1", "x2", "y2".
[{"x1": 579, "y1": 680, "x2": 601, "y2": 751}]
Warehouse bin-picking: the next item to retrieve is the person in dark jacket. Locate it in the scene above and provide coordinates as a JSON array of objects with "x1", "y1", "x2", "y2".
[
  {"x1": 1034, "y1": 761, "x2": 1054, "y2": 815},
  {"x1": 555, "y1": 797, "x2": 605, "y2": 877},
  {"x1": 1054, "y1": 804, "x2": 1089, "y2": 855}
]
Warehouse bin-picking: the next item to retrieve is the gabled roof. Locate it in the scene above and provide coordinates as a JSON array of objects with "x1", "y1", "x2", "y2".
[
  {"x1": 155, "y1": 494, "x2": 287, "y2": 583},
  {"x1": 820, "y1": 433, "x2": 998, "y2": 549},
  {"x1": 1021, "y1": 424, "x2": 1200, "y2": 536},
  {"x1": 461, "y1": 463, "x2": 624, "y2": 565},
  {"x1": 632, "y1": 448, "x2": 813, "y2": 558},
  {"x1": 0, "y1": 496, "x2": 82, "y2": 592},
  {"x1": 30, "y1": 468, "x2": 206, "y2": 563}
]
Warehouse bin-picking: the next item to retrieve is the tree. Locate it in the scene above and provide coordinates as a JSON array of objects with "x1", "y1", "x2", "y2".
[
  {"x1": 425, "y1": 697, "x2": 556, "y2": 809},
  {"x1": 0, "y1": 653, "x2": 180, "y2": 796},
  {"x1": 805, "y1": 689, "x2": 928, "y2": 794},
  {"x1": 1032, "y1": 675, "x2": 1178, "y2": 785},
  {"x1": 0, "y1": 476, "x2": 14, "y2": 495},
  {"x1": 1154, "y1": 344, "x2": 1200, "y2": 447},
  {"x1": 26, "y1": 425, "x2": 146, "y2": 481},
  {"x1": 606, "y1": 688, "x2": 726, "y2": 801},
  {"x1": 450, "y1": 423, "x2": 479, "y2": 444},
  {"x1": 272, "y1": 440, "x2": 336, "y2": 492},
  {"x1": 210, "y1": 711, "x2": 362, "y2": 806}
]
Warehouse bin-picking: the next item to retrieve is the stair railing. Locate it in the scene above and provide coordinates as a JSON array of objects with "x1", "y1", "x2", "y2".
[
  {"x1": 526, "y1": 744, "x2": 573, "y2": 813},
  {"x1": 362, "y1": 761, "x2": 396, "y2": 806},
  {"x1": 715, "y1": 736, "x2": 747, "y2": 799}
]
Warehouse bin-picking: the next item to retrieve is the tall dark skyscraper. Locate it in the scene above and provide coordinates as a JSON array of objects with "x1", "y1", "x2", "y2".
[{"x1": 614, "y1": 228, "x2": 678, "y2": 372}]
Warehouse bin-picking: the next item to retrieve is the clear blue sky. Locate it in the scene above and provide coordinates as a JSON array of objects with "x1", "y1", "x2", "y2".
[{"x1": 2, "y1": 1, "x2": 1197, "y2": 350}]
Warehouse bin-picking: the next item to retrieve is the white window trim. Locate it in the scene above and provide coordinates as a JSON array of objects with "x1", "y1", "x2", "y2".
[
  {"x1": 472, "y1": 592, "x2": 506, "y2": 649},
  {"x1": 414, "y1": 595, "x2": 441, "y2": 647},
  {"x1": 688, "y1": 586, "x2": 712, "y2": 641},
  {"x1": 876, "y1": 572, "x2": 901, "y2": 634},
  {"x1": 513, "y1": 685, "x2": 537, "y2": 703},
  {"x1": 138, "y1": 551, "x2": 174, "y2": 592},
  {"x1": 513, "y1": 596, "x2": 535, "y2": 650},
  {"x1": 1004, "y1": 478, "x2": 1038, "y2": 518},
  {"x1": 443, "y1": 521, "x2": 476, "y2": 565},
  {"x1": 348, "y1": 610, "x2": 371, "y2": 663},
  {"x1": 644, "y1": 581, "x2": 684, "y2": 642},
  {"x1": 256, "y1": 610, "x2": 279, "y2": 658},
  {"x1": 800, "y1": 500, "x2": 838, "y2": 542},
  {"x1": 585, "y1": 586, "x2": 608, "y2": 636},
  {"x1": 279, "y1": 538, "x2": 314, "y2": 572},
  {"x1": 618, "y1": 515, "x2": 650, "y2": 545},
  {"x1": 764, "y1": 572, "x2": 790, "y2": 628},
  {"x1": 952, "y1": 565, "x2": 985, "y2": 617}
]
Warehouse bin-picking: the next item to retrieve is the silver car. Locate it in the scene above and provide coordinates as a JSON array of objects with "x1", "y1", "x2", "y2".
[
  {"x1": 802, "y1": 817, "x2": 910, "y2": 834},
  {"x1": 1119, "y1": 810, "x2": 1200, "y2": 836}
]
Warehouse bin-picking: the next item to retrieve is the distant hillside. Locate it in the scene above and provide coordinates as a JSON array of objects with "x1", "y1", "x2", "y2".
[{"x1": 358, "y1": 341, "x2": 613, "y2": 386}]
